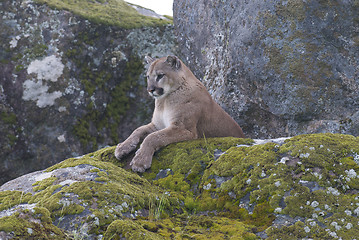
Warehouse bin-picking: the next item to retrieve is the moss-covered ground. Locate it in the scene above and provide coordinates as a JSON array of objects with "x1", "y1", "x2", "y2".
[
  {"x1": 33, "y1": 0, "x2": 172, "y2": 29},
  {"x1": 0, "y1": 133, "x2": 358, "y2": 239}
]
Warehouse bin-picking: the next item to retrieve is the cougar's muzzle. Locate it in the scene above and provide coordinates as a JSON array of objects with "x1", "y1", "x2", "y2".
[{"x1": 147, "y1": 85, "x2": 164, "y2": 98}]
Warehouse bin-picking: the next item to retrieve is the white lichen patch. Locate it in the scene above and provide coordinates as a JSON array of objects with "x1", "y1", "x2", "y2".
[
  {"x1": 299, "y1": 152, "x2": 310, "y2": 158},
  {"x1": 22, "y1": 79, "x2": 62, "y2": 108},
  {"x1": 345, "y1": 223, "x2": 353, "y2": 229},
  {"x1": 279, "y1": 157, "x2": 289, "y2": 164},
  {"x1": 327, "y1": 187, "x2": 340, "y2": 196},
  {"x1": 345, "y1": 169, "x2": 357, "y2": 179},
  {"x1": 274, "y1": 207, "x2": 282, "y2": 213},
  {"x1": 354, "y1": 207, "x2": 359, "y2": 216},
  {"x1": 253, "y1": 137, "x2": 291, "y2": 146},
  {"x1": 0, "y1": 203, "x2": 37, "y2": 218},
  {"x1": 27, "y1": 55, "x2": 64, "y2": 82},
  {"x1": 23, "y1": 55, "x2": 64, "y2": 108},
  {"x1": 10, "y1": 35, "x2": 21, "y2": 48},
  {"x1": 203, "y1": 183, "x2": 212, "y2": 190},
  {"x1": 58, "y1": 106, "x2": 67, "y2": 112},
  {"x1": 57, "y1": 134, "x2": 66, "y2": 143},
  {"x1": 344, "y1": 210, "x2": 352, "y2": 216},
  {"x1": 34, "y1": 172, "x2": 53, "y2": 182},
  {"x1": 330, "y1": 221, "x2": 342, "y2": 231},
  {"x1": 311, "y1": 201, "x2": 319, "y2": 208},
  {"x1": 353, "y1": 152, "x2": 359, "y2": 164},
  {"x1": 59, "y1": 179, "x2": 78, "y2": 186}
]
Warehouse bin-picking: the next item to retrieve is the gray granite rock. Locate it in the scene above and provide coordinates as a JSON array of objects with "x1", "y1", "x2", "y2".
[
  {"x1": 0, "y1": 0, "x2": 174, "y2": 184},
  {"x1": 174, "y1": 0, "x2": 359, "y2": 139}
]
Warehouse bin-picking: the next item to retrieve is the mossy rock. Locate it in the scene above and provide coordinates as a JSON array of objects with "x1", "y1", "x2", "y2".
[
  {"x1": 0, "y1": 133, "x2": 358, "y2": 239},
  {"x1": 33, "y1": 0, "x2": 172, "y2": 29}
]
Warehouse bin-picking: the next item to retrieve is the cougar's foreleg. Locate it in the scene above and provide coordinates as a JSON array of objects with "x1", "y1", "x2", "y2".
[{"x1": 115, "y1": 123, "x2": 157, "y2": 160}]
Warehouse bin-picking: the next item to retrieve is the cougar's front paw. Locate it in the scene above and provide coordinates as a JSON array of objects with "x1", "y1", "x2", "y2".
[
  {"x1": 115, "y1": 142, "x2": 134, "y2": 160},
  {"x1": 114, "y1": 143, "x2": 125, "y2": 160},
  {"x1": 130, "y1": 149, "x2": 153, "y2": 173}
]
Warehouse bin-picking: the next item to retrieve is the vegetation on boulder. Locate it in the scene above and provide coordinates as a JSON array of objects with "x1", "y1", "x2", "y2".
[
  {"x1": 33, "y1": 0, "x2": 172, "y2": 29},
  {"x1": 72, "y1": 55, "x2": 145, "y2": 150},
  {"x1": 0, "y1": 133, "x2": 358, "y2": 239},
  {"x1": 0, "y1": 0, "x2": 174, "y2": 185}
]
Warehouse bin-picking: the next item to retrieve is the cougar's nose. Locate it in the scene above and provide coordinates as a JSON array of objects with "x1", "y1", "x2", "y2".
[{"x1": 147, "y1": 85, "x2": 155, "y2": 93}]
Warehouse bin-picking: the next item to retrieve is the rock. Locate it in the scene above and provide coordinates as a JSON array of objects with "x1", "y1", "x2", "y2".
[
  {"x1": 0, "y1": 0, "x2": 174, "y2": 184},
  {"x1": 0, "y1": 133, "x2": 358, "y2": 239},
  {"x1": 173, "y1": 0, "x2": 359, "y2": 139}
]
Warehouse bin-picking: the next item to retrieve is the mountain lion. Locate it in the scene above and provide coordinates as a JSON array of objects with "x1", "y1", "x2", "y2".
[{"x1": 115, "y1": 55, "x2": 245, "y2": 172}]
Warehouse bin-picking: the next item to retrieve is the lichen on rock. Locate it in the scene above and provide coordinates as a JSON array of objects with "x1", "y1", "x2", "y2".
[
  {"x1": 22, "y1": 54, "x2": 64, "y2": 108},
  {"x1": 174, "y1": 0, "x2": 359, "y2": 138},
  {"x1": 0, "y1": 0, "x2": 175, "y2": 185},
  {"x1": 1, "y1": 133, "x2": 358, "y2": 239}
]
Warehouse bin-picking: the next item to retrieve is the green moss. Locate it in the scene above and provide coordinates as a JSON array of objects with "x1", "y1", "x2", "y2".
[
  {"x1": 0, "y1": 111, "x2": 20, "y2": 146},
  {"x1": 43, "y1": 150, "x2": 175, "y2": 223},
  {"x1": 1, "y1": 134, "x2": 358, "y2": 238},
  {"x1": 265, "y1": 34, "x2": 333, "y2": 87},
  {"x1": 279, "y1": 133, "x2": 359, "y2": 188},
  {"x1": 203, "y1": 143, "x2": 282, "y2": 199},
  {"x1": 260, "y1": 1, "x2": 341, "y2": 87},
  {"x1": 261, "y1": 10, "x2": 278, "y2": 29},
  {"x1": 104, "y1": 219, "x2": 163, "y2": 240},
  {"x1": 0, "y1": 111, "x2": 17, "y2": 125},
  {"x1": 32, "y1": 176, "x2": 57, "y2": 192},
  {"x1": 105, "y1": 56, "x2": 144, "y2": 142},
  {"x1": 265, "y1": 46, "x2": 285, "y2": 74},
  {"x1": 29, "y1": 184, "x2": 63, "y2": 213},
  {"x1": 0, "y1": 209, "x2": 67, "y2": 239},
  {"x1": 11, "y1": 53, "x2": 23, "y2": 62},
  {"x1": 275, "y1": 0, "x2": 306, "y2": 22},
  {"x1": 15, "y1": 64, "x2": 25, "y2": 72},
  {"x1": 266, "y1": 221, "x2": 307, "y2": 239},
  {"x1": 33, "y1": 0, "x2": 172, "y2": 29},
  {"x1": 73, "y1": 113, "x2": 99, "y2": 149},
  {"x1": 24, "y1": 44, "x2": 48, "y2": 59},
  {"x1": 0, "y1": 191, "x2": 32, "y2": 211},
  {"x1": 72, "y1": 55, "x2": 144, "y2": 150},
  {"x1": 154, "y1": 173, "x2": 190, "y2": 193},
  {"x1": 145, "y1": 137, "x2": 253, "y2": 181},
  {"x1": 59, "y1": 203, "x2": 85, "y2": 216},
  {"x1": 196, "y1": 134, "x2": 359, "y2": 237},
  {"x1": 6, "y1": 133, "x2": 17, "y2": 146},
  {"x1": 33, "y1": 207, "x2": 53, "y2": 223},
  {"x1": 104, "y1": 216, "x2": 257, "y2": 240}
]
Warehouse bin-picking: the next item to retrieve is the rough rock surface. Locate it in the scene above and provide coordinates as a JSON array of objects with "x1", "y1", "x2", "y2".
[
  {"x1": 0, "y1": 0, "x2": 174, "y2": 184},
  {"x1": 174, "y1": 0, "x2": 359, "y2": 139},
  {"x1": 0, "y1": 133, "x2": 358, "y2": 239}
]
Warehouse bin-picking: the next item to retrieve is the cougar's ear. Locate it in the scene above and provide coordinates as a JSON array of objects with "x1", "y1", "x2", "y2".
[
  {"x1": 165, "y1": 55, "x2": 181, "y2": 70},
  {"x1": 145, "y1": 55, "x2": 155, "y2": 65}
]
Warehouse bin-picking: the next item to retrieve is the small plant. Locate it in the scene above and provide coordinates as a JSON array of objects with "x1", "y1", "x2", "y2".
[
  {"x1": 148, "y1": 194, "x2": 168, "y2": 221},
  {"x1": 203, "y1": 133, "x2": 214, "y2": 161},
  {"x1": 65, "y1": 225, "x2": 87, "y2": 240}
]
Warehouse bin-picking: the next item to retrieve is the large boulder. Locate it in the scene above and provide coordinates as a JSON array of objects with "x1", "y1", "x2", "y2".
[
  {"x1": 174, "y1": 0, "x2": 359, "y2": 139},
  {"x1": 0, "y1": 0, "x2": 174, "y2": 184},
  {"x1": 1, "y1": 133, "x2": 358, "y2": 239}
]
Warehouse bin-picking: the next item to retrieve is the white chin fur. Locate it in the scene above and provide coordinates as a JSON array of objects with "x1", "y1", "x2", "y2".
[{"x1": 149, "y1": 92, "x2": 163, "y2": 99}]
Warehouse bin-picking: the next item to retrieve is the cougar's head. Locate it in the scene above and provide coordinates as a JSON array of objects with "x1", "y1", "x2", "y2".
[{"x1": 145, "y1": 55, "x2": 183, "y2": 99}]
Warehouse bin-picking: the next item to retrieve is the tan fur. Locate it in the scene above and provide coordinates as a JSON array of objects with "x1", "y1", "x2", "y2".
[{"x1": 115, "y1": 56, "x2": 245, "y2": 172}]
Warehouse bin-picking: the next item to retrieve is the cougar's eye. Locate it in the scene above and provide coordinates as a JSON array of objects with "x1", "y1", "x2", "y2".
[{"x1": 156, "y1": 74, "x2": 165, "y2": 81}]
